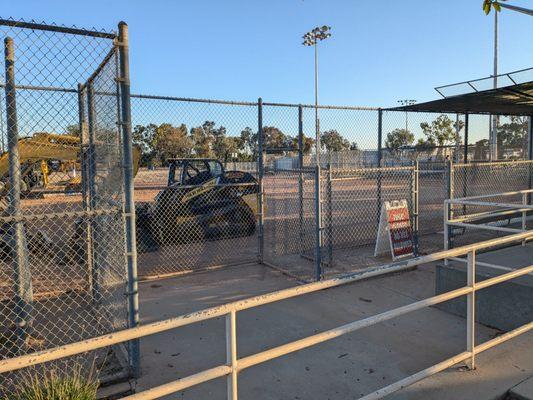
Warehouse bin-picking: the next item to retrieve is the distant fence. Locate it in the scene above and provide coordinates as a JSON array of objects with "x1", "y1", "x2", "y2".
[{"x1": 261, "y1": 159, "x2": 533, "y2": 281}]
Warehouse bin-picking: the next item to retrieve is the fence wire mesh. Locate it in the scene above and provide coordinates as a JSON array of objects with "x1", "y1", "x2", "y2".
[
  {"x1": 0, "y1": 16, "x2": 532, "y2": 395},
  {"x1": 0, "y1": 19, "x2": 132, "y2": 392},
  {"x1": 130, "y1": 97, "x2": 259, "y2": 278},
  {"x1": 321, "y1": 166, "x2": 415, "y2": 276},
  {"x1": 263, "y1": 168, "x2": 316, "y2": 281},
  {"x1": 449, "y1": 160, "x2": 533, "y2": 249}
]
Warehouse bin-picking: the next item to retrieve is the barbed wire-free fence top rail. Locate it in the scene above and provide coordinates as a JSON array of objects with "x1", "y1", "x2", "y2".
[{"x1": 0, "y1": 231, "x2": 532, "y2": 400}]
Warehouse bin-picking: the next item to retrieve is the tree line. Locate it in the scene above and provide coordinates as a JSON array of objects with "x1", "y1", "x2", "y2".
[
  {"x1": 131, "y1": 121, "x2": 358, "y2": 166},
  {"x1": 384, "y1": 115, "x2": 528, "y2": 159}
]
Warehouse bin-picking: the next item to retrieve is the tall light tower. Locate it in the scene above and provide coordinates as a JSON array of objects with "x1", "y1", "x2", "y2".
[
  {"x1": 484, "y1": 0, "x2": 533, "y2": 160},
  {"x1": 491, "y1": 9, "x2": 499, "y2": 160},
  {"x1": 303, "y1": 25, "x2": 331, "y2": 167}
]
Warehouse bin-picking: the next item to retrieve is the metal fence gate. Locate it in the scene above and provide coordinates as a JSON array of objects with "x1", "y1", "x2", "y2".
[{"x1": 0, "y1": 19, "x2": 137, "y2": 391}]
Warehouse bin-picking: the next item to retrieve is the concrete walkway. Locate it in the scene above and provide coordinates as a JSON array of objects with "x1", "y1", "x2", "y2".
[{"x1": 133, "y1": 255, "x2": 532, "y2": 399}]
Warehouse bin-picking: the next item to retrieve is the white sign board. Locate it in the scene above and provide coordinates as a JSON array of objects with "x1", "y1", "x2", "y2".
[{"x1": 374, "y1": 199, "x2": 414, "y2": 260}]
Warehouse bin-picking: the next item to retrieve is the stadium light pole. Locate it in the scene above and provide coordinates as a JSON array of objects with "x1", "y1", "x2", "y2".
[
  {"x1": 397, "y1": 99, "x2": 417, "y2": 133},
  {"x1": 485, "y1": 1, "x2": 533, "y2": 160},
  {"x1": 303, "y1": 25, "x2": 331, "y2": 167},
  {"x1": 491, "y1": 9, "x2": 499, "y2": 161}
]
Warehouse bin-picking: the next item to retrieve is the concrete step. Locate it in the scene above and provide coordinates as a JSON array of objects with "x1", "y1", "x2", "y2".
[{"x1": 507, "y1": 376, "x2": 533, "y2": 400}]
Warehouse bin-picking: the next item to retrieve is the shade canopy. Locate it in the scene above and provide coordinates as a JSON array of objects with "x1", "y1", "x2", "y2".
[{"x1": 389, "y1": 81, "x2": 533, "y2": 116}]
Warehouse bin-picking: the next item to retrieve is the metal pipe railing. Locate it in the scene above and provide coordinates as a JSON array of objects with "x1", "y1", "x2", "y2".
[
  {"x1": 1, "y1": 230, "x2": 532, "y2": 400},
  {"x1": 445, "y1": 189, "x2": 533, "y2": 246}
]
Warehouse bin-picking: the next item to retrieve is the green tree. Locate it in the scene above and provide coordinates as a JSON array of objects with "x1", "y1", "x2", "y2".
[
  {"x1": 262, "y1": 126, "x2": 289, "y2": 151},
  {"x1": 133, "y1": 123, "x2": 158, "y2": 166},
  {"x1": 65, "y1": 124, "x2": 81, "y2": 137},
  {"x1": 133, "y1": 124, "x2": 156, "y2": 153},
  {"x1": 288, "y1": 133, "x2": 315, "y2": 155},
  {"x1": 211, "y1": 125, "x2": 228, "y2": 160},
  {"x1": 320, "y1": 130, "x2": 351, "y2": 152},
  {"x1": 152, "y1": 123, "x2": 192, "y2": 163},
  {"x1": 385, "y1": 128, "x2": 414, "y2": 154},
  {"x1": 190, "y1": 121, "x2": 216, "y2": 158},
  {"x1": 420, "y1": 115, "x2": 464, "y2": 159},
  {"x1": 239, "y1": 127, "x2": 255, "y2": 158},
  {"x1": 497, "y1": 116, "x2": 528, "y2": 158}
]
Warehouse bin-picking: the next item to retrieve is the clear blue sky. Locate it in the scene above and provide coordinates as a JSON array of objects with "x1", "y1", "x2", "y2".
[{"x1": 4, "y1": 0, "x2": 533, "y2": 108}]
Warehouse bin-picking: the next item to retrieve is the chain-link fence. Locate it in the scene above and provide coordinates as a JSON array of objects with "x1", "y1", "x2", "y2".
[
  {"x1": 0, "y1": 19, "x2": 138, "y2": 392},
  {"x1": 260, "y1": 158, "x2": 532, "y2": 281},
  {"x1": 320, "y1": 166, "x2": 416, "y2": 276},
  {"x1": 448, "y1": 160, "x2": 533, "y2": 249},
  {"x1": 130, "y1": 97, "x2": 260, "y2": 278},
  {"x1": 0, "y1": 15, "x2": 532, "y2": 394},
  {"x1": 125, "y1": 98, "x2": 531, "y2": 282}
]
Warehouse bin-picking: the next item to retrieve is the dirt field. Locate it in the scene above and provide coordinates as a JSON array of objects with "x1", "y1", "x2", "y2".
[
  {"x1": 0, "y1": 167, "x2": 467, "y2": 299},
  {"x1": 3, "y1": 165, "x2": 519, "y2": 300}
]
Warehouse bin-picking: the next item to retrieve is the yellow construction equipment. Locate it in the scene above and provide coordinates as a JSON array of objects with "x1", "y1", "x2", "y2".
[{"x1": 0, "y1": 132, "x2": 140, "y2": 197}]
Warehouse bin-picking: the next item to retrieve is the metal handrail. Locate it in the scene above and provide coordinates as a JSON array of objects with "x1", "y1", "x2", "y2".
[
  {"x1": 0, "y1": 231, "x2": 532, "y2": 400},
  {"x1": 453, "y1": 159, "x2": 533, "y2": 169},
  {"x1": 446, "y1": 188, "x2": 533, "y2": 203}
]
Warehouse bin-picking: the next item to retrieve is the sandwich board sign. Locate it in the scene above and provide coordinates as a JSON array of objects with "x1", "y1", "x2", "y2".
[{"x1": 374, "y1": 199, "x2": 414, "y2": 260}]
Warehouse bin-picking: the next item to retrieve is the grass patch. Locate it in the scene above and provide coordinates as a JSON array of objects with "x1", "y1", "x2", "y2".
[{"x1": 5, "y1": 364, "x2": 99, "y2": 400}]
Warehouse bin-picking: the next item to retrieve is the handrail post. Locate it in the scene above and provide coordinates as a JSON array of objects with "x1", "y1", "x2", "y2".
[
  {"x1": 226, "y1": 310, "x2": 238, "y2": 400},
  {"x1": 467, "y1": 250, "x2": 476, "y2": 370}
]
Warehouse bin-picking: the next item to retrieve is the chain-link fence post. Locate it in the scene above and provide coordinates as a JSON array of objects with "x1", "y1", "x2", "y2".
[
  {"x1": 463, "y1": 113, "x2": 469, "y2": 164},
  {"x1": 257, "y1": 97, "x2": 264, "y2": 264},
  {"x1": 445, "y1": 159, "x2": 455, "y2": 255},
  {"x1": 118, "y1": 21, "x2": 140, "y2": 378},
  {"x1": 326, "y1": 163, "x2": 333, "y2": 267},
  {"x1": 314, "y1": 164, "x2": 322, "y2": 281},
  {"x1": 376, "y1": 108, "x2": 383, "y2": 228},
  {"x1": 77, "y1": 83, "x2": 94, "y2": 295},
  {"x1": 4, "y1": 36, "x2": 33, "y2": 349},
  {"x1": 411, "y1": 161, "x2": 419, "y2": 256},
  {"x1": 298, "y1": 105, "x2": 304, "y2": 254},
  {"x1": 86, "y1": 80, "x2": 100, "y2": 305},
  {"x1": 527, "y1": 116, "x2": 533, "y2": 204}
]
